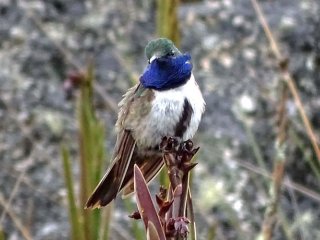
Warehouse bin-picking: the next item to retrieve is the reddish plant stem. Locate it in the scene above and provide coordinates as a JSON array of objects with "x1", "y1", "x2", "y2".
[
  {"x1": 262, "y1": 82, "x2": 288, "y2": 239},
  {"x1": 160, "y1": 138, "x2": 198, "y2": 239}
]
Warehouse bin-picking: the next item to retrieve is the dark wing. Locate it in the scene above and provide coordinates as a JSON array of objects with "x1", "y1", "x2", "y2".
[
  {"x1": 86, "y1": 84, "x2": 155, "y2": 208},
  {"x1": 85, "y1": 84, "x2": 139, "y2": 208},
  {"x1": 121, "y1": 152, "x2": 164, "y2": 197},
  {"x1": 117, "y1": 84, "x2": 163, "y2": 196},
  {"x1": 85, "y1": 129, "x2": 136, "y2": 208}
]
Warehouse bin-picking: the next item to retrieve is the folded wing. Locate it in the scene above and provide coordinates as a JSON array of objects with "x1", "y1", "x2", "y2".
[{"x1": 85, "y1": 130, "x2": 136, "y2": 208}]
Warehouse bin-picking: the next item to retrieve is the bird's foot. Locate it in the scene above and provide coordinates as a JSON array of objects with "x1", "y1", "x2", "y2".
[
  {"x1": 160, "y1": 137, "x2": 199, "y2": 172},
  {"x1": 160, "y1": 136, "x2": 180, "y2": 152}
]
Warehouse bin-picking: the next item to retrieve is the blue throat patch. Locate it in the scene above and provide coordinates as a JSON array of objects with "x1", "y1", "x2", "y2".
[{"x1": 140, "y1": 54, "x2": 192, "y2": 90}]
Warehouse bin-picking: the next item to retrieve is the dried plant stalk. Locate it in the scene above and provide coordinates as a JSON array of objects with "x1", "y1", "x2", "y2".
[
  {"x1": 250, "y1": 0, "x2": 320, "y2": 238},
  {"x1": 251, "y1": 0, "x2": 320, "y2": 163},
  {"x1": 161, "y1": 138, "x2": 198, "y2": 220},
  {"x1": 132, "y1": 138, "x2": 199, "y2": 239},
  {"x1": 0, "y1": 195, "x2": 32, "y2": 240},
  {"x1": 262, "y1": 81, "x2": 288, "y2": 239}
]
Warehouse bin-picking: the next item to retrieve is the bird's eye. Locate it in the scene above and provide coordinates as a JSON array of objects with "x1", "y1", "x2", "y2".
[{"x1": 167, "y1": 51, "x2": 174, "y2": 56}]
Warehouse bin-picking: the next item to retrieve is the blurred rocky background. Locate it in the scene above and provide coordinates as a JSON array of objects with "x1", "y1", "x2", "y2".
[{"x1": 0, "y1": 0, "x2": 319, "y2": 239}]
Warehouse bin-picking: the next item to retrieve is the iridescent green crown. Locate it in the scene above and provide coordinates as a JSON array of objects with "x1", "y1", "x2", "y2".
[{"x1": 145, "y1": 38, "x2": 181, "y2": 60}]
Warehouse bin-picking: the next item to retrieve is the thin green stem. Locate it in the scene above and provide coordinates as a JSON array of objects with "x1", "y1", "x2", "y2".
[{"x1": 61, "y1": 146, "x2": 85, "y2": 240}]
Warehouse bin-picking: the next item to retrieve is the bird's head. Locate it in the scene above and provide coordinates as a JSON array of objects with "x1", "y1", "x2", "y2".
[
  {"x1": 145, "y1": 38, "x2": 181, "y2": 63},
  {"x1": 141, "y1": 38, "x2": 192, "y2": 90}
]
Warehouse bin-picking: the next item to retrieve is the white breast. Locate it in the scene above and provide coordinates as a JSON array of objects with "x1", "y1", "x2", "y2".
[{"x1": 136, "y1": 74, "x2": 205, "y2": 147}]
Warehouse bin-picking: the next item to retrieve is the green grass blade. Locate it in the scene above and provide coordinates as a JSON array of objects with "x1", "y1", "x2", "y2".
[
  {"x1": 61, "y1": 146, "x2": 84, "y2": 240},
  {"x1": 99, "y1": 204, "x2": 113, "y2": 240},
  {"x1": 0, "y1": 227, "x2": 4, "y2": 240}
]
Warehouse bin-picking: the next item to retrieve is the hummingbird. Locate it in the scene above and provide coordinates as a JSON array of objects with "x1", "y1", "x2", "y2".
[{"x1": 85, "y1": 38, "x2": 205, "y2": 208}]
